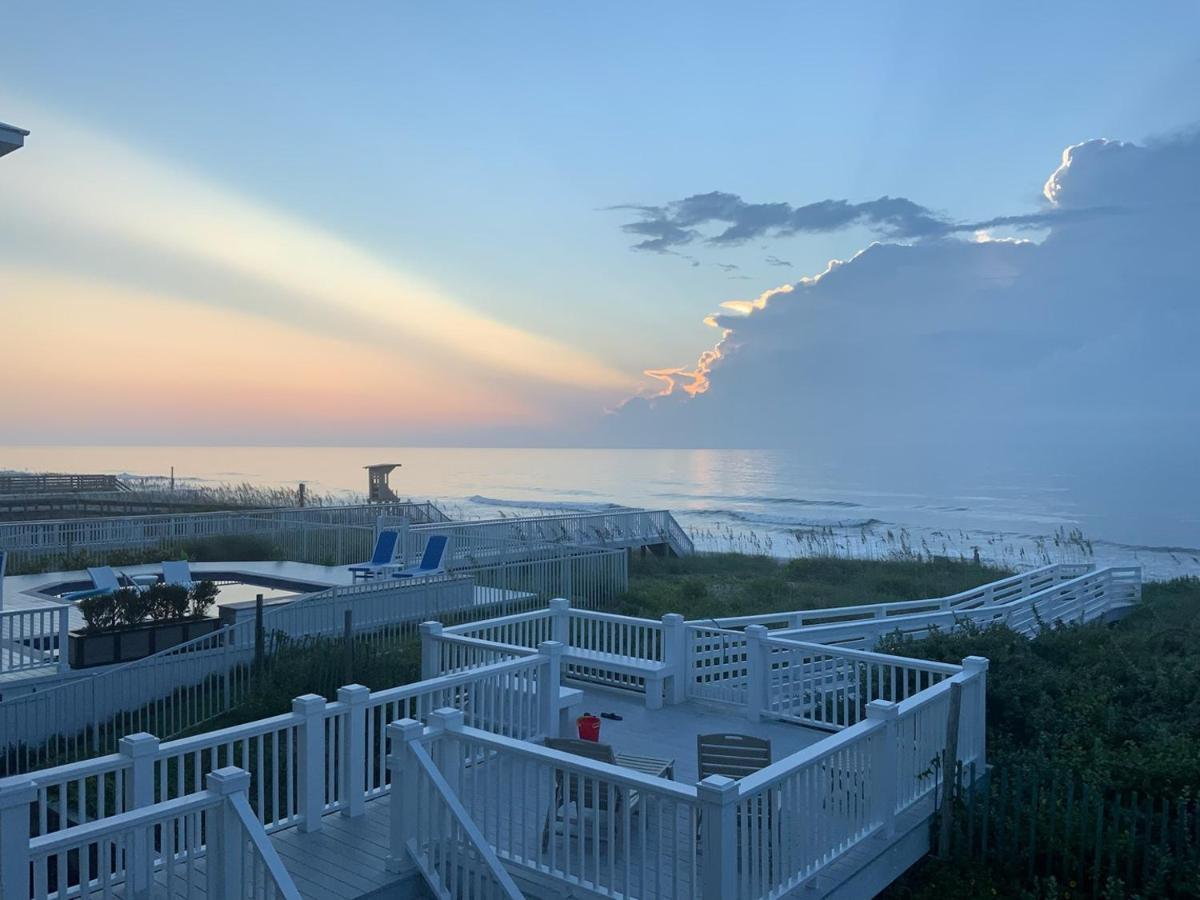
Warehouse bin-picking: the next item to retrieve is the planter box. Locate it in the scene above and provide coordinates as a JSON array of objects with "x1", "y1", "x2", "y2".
[{"x1": 68, "y1": 618, "x2": 222, "y2": 669}]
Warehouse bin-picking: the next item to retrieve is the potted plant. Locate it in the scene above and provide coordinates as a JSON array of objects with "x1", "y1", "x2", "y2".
[{"x1": 68, "y1": 580, "x2": 223, "y2": 668}]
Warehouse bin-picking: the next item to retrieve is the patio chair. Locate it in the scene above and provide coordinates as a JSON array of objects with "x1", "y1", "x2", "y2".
[
  {"x1": 540, "y1": 738, "x2": 641, "y2": 850},
  {"x1": 62, "y1": 566, "x2": 142, "y2": 601},
  {"x1": 161, "y1": 560, "x2": 194, "y2": 588},
  {"x1": 697, "y1": 733, "x2": 775, "y2": 871},
  {"x1": 697, "y1": 733, "x2": 772, "y2": 781},
  {"x1": 347, "y1": 529, "x2": 402, "y2": 581},
  {"x1": 386, "y1": 534, "x2": 449, "y2": 579}
]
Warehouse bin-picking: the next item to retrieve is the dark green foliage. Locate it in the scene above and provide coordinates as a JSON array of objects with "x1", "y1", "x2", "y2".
[
  {"x1": 147, "y1": 583, "x2": 191, "y2": 621},
  {"x1": 189, "y1": 580, "x2": 219, "y2": 618},
  {"x1": 11, "y1": 534, "x2": 284, "y2": 576},
  {"x1": 113, "y1": 587, "x2": 153, "y2": 627},
  {"x1": 877, "y1": 579, "x2": 1200, "y2": 796},
  {"x1": 77, "y1": 594, "x2": 117, "y2": 632},
  {"x1": 616, "y1": 552, "x2": 1010, "y2": 620},
  {"x1": 881, "y1": 578, "x2": 1200, "y2": 898}
]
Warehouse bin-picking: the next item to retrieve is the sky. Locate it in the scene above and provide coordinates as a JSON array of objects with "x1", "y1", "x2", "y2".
[{"x1": 1, "y1": 2, "x2": 1198, "y2": 446}]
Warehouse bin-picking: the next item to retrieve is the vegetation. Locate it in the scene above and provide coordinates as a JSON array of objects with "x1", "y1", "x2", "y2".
[
  {"x1": 77, "y1": 580, "x2": 222, "y2": 632},
  {"x1": 881, "y1": 577, "x2": 1200, "y2": 898},
  {"x1": 11, "y1": 533, "x2": 283, "y2": 576},
  {"x1": 616, "y1": 552, "x2": 1012, "y2": 620}
]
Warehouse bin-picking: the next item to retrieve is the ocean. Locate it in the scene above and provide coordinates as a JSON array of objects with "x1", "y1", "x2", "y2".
[{"x1": 3, "y1": 445, "x2": 1198, "y2": 580}]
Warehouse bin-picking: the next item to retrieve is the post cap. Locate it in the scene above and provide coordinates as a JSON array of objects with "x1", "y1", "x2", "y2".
[
  {"x1": 696, "y1": 773, "x2": 739, "y2": 799},
  {"x1": 661, "y1": 613, "x2": 685, "y2": 626},
  {"x1": 866, "y1": 699, "x2": 900, "y2": 719},
  {"x1": 745, "y1": 624, "x2": 770, "y2": 638},
  {"x1": 0, "y1": 779, "x2": 38, "y2": 807},
  {"x1": 337, "y1": 683, "x2": 371, "y2": 704},
  {"x1": 206, "y1": 766, "x2": 251, "y2": 796},
  {"x1": 428, "y1": 707, "x2": 465, "y2": 732},
  {"x1": 118, "y1": 732, "x2": 160, "y2": 758},
  {"x1": 549, "y1": 597, "x2": 570, "y2": 611},
  {"x1": 292, "y1": 693, "x2": 326, "y2": 714},
  {"x1": 537, "y1": 639, "x2": 564, "y2": 656},
  {"x1": 419, "y1": 620, "x2": 443, "y2": 634},
  {"x1": 386, "y1": 718, "x2": 425, "y2": 745},
  {"x1": 962, "y1": 655, "x2": 990, "y2": 672}
]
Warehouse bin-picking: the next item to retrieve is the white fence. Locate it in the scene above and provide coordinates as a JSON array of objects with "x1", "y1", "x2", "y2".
[
  {"x1": 0, "y1": 545, "x2": 628, "y2": 774},
  {"x1": 0, "y1": 501, "x2": 447, "y2": 572},
  {"x1": 0, "y1": 605, "x2": 68, "y2": 675},
  {"x1": 405, "y1": 508, "x2": 694, "y2": 566}
]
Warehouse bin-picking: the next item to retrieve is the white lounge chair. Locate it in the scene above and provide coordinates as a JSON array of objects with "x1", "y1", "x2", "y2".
[
  {"x1": 62, "y1": 566, "x2": 140, "y2": 601},
  {"x1": 161, "y1": 560, "x2": 194, "y2": 589},
  {"x1": 348, "y1": 528, "x2": 403, "y2": 581},
  {"x1": 386, "y1": 534, "x2": 449, "y2": 579}
]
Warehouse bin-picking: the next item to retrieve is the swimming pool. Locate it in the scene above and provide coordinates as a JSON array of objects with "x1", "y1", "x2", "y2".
[{"x1": 45, "y1": 571, "x2": 328, "y2": 608}]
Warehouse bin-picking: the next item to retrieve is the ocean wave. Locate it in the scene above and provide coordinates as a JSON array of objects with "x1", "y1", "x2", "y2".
[
  {"x1": 662, "y1": 493, "x2": 864, "y2": 509},
  {"x1": 465, "y1": 495, "x2": 631, "y2": 513},
  {"x1": 682, "y1": 508, "x2": 883, "y2": 529}
]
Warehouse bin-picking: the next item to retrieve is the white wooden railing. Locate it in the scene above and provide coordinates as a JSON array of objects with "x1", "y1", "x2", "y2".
[
  {"x1": 0, "y1": 764, "x2": 301, "y2": 900},
  {"x1": 1, "y1": 501, "x2": 448, "y2": 571},
  {"x1": 391, "y1": 715, "x2": 525, "y2": 899},
  {"x1": 0, "y1": 605, "x2": 69, "y2": 675},
  {"x1": 405, "y1": 508, "x2": 693, "y2": 567},
  {"x1": 694, "y1": 563, "x2": 1086, "y2": 630},
  {"x1": 0, "y1": 576, "x2": 477, "y2": 772},
  {"x1": 439, "y1": 598, "x2": 687, "y2": 707},
  {"x1": 771, "y1": 565, "x2": 1141, "y2": 649}
]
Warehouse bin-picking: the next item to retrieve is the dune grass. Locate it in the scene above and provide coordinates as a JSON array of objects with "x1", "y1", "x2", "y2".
[{"x1": 615, "y1": 551, "x2": 1013, "y2": 620}]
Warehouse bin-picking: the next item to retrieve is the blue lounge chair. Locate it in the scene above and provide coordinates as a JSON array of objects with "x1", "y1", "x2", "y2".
[
  {"x1": 162, "y1": 560, "x2": 194, "y2": 589},
  {"x1": 348, "y1": 528, "x2": 402, "y2": 581},
  {"x1": 62, "y1": 566, "x2": 139, "y2": 601},
  {"x1": 387, "y1": 534, "x2": 450, "y2": 579}
]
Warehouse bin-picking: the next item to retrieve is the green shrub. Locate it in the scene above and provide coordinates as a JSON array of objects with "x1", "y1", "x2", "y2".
[
  {"x1": 147, "y1": 583, "x2": 191, "y2": 621},
  {"x1": 113, "y1": 587, "x2": 153, "y2": 627},
  {"x1": 189, "y1": 581, "x2": 220, "y2": 618},
  {"x1": 77, "y1": 594, "x2": 117, "y2": 632}
]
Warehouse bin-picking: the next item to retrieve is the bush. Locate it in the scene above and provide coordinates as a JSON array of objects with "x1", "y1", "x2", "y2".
[
  {"x1": 147, "y1": 583, "x2": 191, "y2": 621},
  {"x1": 77, "y1": 594, "x2": 117, "y2": 632},
  {"x1": 190, "y1": 581, "x2": 220, "y2": 618},
  {"x1": 113, "y1": 587, "x2": 153, "y2": 627}
]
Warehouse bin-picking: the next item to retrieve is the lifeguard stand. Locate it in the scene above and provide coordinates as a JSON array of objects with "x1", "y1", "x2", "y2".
[{"x1": 364, "y1": 463, "x2": 403, "y2": 503}]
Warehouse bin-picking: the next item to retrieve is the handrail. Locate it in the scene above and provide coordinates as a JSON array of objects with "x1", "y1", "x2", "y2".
[
  {"x1": 692, "y1": 563, "x2": 1073, "y2": 627},
  {"x1": 408, "y1": 739, "x2": 524, "y2": 899},
  {"x1": 763, "y1": 633, "x2": 964, "y2": 673},
  {"x1": 230, "y1": 791, "x2": 304, "y2": 900}
]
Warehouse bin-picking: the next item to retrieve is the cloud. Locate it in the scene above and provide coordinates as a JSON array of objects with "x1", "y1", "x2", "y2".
[
  {"x1": 1, "y1": 96, "x2": 636, "y2": 398},
  {"x1": 603, "y1": 133, "x2": 1200, "y2": 462},
  {"x1": 612, "y1": 185, "x2": 1119, "y2": 254},
  {"x1": 716, "y1": 263, "x2": 740, "y2": 272},
  {"x1": 765, "y1": 255, "x2": 793, "y2": 267}
]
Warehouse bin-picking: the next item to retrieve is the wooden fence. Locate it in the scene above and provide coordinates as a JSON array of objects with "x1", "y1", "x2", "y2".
[{"x1": 939, "y1": 762, "x2": 1199, "y2": 898}]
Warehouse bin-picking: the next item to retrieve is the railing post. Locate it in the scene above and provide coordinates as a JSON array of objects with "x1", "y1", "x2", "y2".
[
  {"x1": 206, "y1": 767, "x2": 251, "y2": 899},
  {"x1": 118, "y1": 732, "x2": 158, "y2": 899},
  {"x1": 419, "y1": 621, "x2": 443, "y2": 680},
  {"x1": 0, "y1": 780, "x2": 36, "y2": 900},
  {"x1": 119, "y1": 732, "x2": 159, "y2": 810},
  {"x1": 386, "y1": 718, "x2": 425, "y2": 872},
  {"x1": 696, "y1": 774, "x2": 738, "y2": 900},
  {"x1": 537, "y1": 640, "x2": 564, "y2": 737},
  {"x1": 866, "y1": 700, "x2": 899, "y2": 838},
  {"x1": 661, "y1": 613, "x2": 687, "y2": 705},
  {"x1": 292, "y1": 693, "x2": 327, "y2": 832},
  {"x1": 744, "y1": 624, "x2": 770, "y2": 722},
  {"x1": 428, "y1": 707, "x2": 465, "y2": 797},
  {"x1": 338, "y1": 683, "x2": 370, "y2": 818},
  {"x1": 549, "y1": 597, "x2": 570, "y2": 646},
  {"x1": 56, "y1": 604, "x2": 71, "y2": 672},
  {"x1": 961, "y1": 656, "x2": 989, "y2": 770}
]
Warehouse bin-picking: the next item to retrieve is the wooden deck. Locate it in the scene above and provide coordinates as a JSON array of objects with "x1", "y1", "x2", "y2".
[{"x1": 259, "y1": 686, "x2": 826, "y2": 899}]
